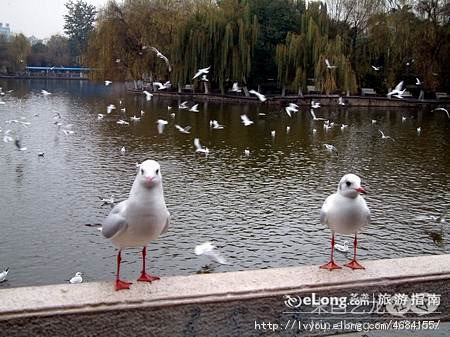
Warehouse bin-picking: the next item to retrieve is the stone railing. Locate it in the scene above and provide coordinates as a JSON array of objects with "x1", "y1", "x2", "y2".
[{"x1": 0, "y1": 254, "x2": 449, "y2": 336}]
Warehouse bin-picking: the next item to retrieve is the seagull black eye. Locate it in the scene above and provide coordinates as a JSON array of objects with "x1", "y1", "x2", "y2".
[
  {"x1": 156, "y1": 169, "x2": 160, "y2": 175},
  {"x1": 346, "y1": 181, "x2": 351, "y2": 187},
  {"x1": 141, "y1": 169, "x2": 144, "y2": 175}
]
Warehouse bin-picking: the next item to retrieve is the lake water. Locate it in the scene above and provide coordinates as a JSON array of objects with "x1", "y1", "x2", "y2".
[{"x1": 0, "y1": 79, "x2": 449, "y2": 288}]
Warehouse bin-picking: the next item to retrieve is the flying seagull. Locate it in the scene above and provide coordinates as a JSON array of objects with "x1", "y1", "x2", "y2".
[
  {"x1": 325, "y1": 59, "x2": 337, "y2": 69},
  {"x1": 379, "y1": 129, "x2": 395, "y2": 141},
  {"x1": 249, "y1": 89, "x2": 267, "y2": 102},
  {"x1": 195, "y1": 242, "x2": 229, "y2": 265},
  {"x1": 193, "y1": 66, "x2": 210, "y2": 80},
  {"x1": 150, "y1": 47, "x2": 172, "y2": 72},
  {"x1": 194, "y1": 138, "x2": 209, "y2": 155},
  {"x1": 175, "y1": 125, "x2": 191, "y2": 134},
  {"x1": 240, "y1": 114, "x2": 254, "y2": 126}
]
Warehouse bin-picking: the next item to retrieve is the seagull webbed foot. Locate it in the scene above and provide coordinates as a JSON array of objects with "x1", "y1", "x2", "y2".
[
  {"x1": 137, "y1": 273, "x2": 160, "y2": 282},
  {"x1": 319, "y1": 260, "x2": 342, "y2": 271},
  {"x1": 115, "y1": 279, "x2": 132, "y2": 291},
  {"x1": 345, "y1": 259, "x2": 365, "y2": 270}
]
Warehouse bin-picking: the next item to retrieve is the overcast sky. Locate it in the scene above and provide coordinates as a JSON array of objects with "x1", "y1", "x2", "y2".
[{"x1": 0, "y1": 0, "x2": 109, "y2": 39}]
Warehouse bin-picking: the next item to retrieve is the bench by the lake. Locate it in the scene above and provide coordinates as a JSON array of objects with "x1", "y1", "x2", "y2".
[
  {"x1": 436, "y1": 92, "x2": 449, "y2": 100},
  {"x1": 361, "y1": 87, "x2": 377, "y2": 96},
  {"x1": 0, "y1": 254, "x2": 448, "y2": 337}
]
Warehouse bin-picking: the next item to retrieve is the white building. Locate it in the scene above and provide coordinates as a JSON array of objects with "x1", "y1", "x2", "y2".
[{"x1": 0, "y1": 23, "x2": 11, "y2": 40}]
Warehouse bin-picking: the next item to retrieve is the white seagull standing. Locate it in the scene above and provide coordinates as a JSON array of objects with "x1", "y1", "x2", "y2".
[
  {"x1": 102, "y1": 160, "x2": 170, "y2": 290},
  {"x1": 249, "y1": 89, "x2": 267, "y2": 102},
  {"x1": 320, "y1": 174, "x2": 370, "y2": 270},
  {"x1": 69, "y1": 272, "x2": 83, "y2": 284},
  {"x1": 285, "y1": 103, "x2": 299, "y2": 117},
  {"x1": 240, "y1": 114, "x2": 254, "y2": 126},
  {"x1": 195, "y1": 242, "x2": 229, "y2": 265},
  {"x1": 193, "y1": 66, "x2": 210, "y2": 80},
  {"x1": 150, "y1": 47, "x2": 172, "y2": 72}
]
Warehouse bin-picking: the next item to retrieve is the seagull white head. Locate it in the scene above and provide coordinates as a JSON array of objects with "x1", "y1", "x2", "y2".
[
  {"x1": 338, "y1": 174, "x2": 366, "y2": 198},
  {"x1": 135, "y1": 160, "x2": 162, "y2": 188}
]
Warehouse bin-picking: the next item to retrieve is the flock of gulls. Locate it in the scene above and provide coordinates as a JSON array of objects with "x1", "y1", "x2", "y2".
[{"x1": 0, "y1": 54, "x2": 449, "y2": 289}]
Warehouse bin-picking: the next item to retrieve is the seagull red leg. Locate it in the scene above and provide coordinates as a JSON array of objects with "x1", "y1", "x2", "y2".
[
  {"x1": 115, "y1": 250, "x2": 132, "y2": 291},
  {"x1": 345, "y1": 234, "x2": 365, "y2": 270},
  {"x1": 137, "y1": 246, "x2": 160, "y2": 282},
  {"x1": 320, "y1": 232, "x2": 342, "y2": 271}
]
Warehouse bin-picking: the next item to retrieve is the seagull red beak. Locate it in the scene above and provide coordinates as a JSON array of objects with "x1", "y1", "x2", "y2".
[{"x1": 356, "y1": 187, "x2": 367, "y2": 194}]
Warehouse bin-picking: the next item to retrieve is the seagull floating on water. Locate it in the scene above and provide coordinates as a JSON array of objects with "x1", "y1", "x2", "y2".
[
  {"x1": 338, "y1": 96, "x2": 346, "y2": 106},
  {"x1": 99, "y1": 196, "x2": 115, "y2": 205},
  {"x1": 195, "y1": 242, "x2": 229, "y2": 265},
  {"x1": 101, "y1": 160, "x2": 170, "y2": 290},
  {"x1": 324, "y1": 143, "x2": 338, "y2": 155},
  {"x1": 320, "y1": 174, "x2": 370, "y2": 270},
  {"x1": 41, "y1": 90, "x2": 51, "y2": 96},
  {"x1": 130, "y1": 116, "x2": 141, "y2": 122},
  {"x1": 116, "y1": 119, "x2": 129, "y2": 125},
  {"x1": 69, "y1": 272, "x2": 83, "y2": 284},
  {"x1": 105, "y1": 80, "x2": 112, "y2": 86},
  {"x1": 0, "y1": 268, "x2": 9, "y2": 283},
  {"x1": 379, "y1": 129, "x2": 395, "y2": 141},
  {"x1": 417, "y1": 127, "x2": 421, "y2": 135},
  {"x1": 335, "y1": 241, "x2": 349, "y2": 253}
]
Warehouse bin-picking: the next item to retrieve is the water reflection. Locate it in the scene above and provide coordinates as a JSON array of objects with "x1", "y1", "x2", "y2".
[{"x1": 0, "y1": 79, "x2": 449, "y2": 288}]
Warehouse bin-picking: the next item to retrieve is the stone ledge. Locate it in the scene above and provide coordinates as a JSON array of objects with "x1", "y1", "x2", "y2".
[{"x1": 0, "y1": 254, "x2": 449, "y2": 336}]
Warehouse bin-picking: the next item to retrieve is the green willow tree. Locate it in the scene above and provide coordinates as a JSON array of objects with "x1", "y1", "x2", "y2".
[
  {"x1": 170, "y1": 0, "x2": 259, "y2": 94},
  {"x1": 275, "y1": 2, "x2": 356, "y2": 95}
]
